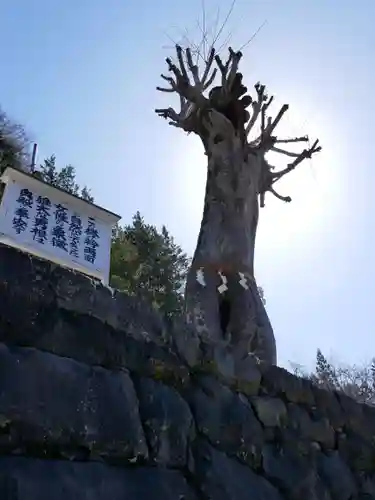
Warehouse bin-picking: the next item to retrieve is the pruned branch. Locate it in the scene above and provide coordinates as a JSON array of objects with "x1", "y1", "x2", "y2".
[
  {"x1": 248, "y1": 98, "x2": 289, "y2": 147},
  {"x1": 160, "y1": 45, "x2": 212, "y2": 107},
  {"x1": 245, "y1": 85, "x2": 287, "y2": 143},
  {"x1": 156, "y1": 44, "x2": 322, "y2": 174},
  {"x1": 275, "y1": 136, "x2": 308, "y2": 144},
  {"x1": 259, "y1": 192, "x2": 265, "y2": 208},
  {"x1": 156, "y1": 74, "x2": 177, "y2": 93},
  {"x1": 203, "y1": 69, "x2": 218, "y2": 91},
  {"x1": 201, "y1": 48, "x2": 216, "y2": 88},
  {"x1": 269, "y1": 187, "x2": 292, "y2": 203},
  {"x1": 156, "y1": 44, "x2": 219, "y2": 129},
  {"x1": 272, "y1": 139, "x2": 322, "y2": 183},
  {"x1": 214, "y1": 53, "x2": 229, "y2": 86},
  {"x1": 263, "y1": 104, "x2": 289, "y2": 137},
  {"x1": 155, "y1": 92, "x2": 195, "y2": 131},
  {"x1": 226, "y1": 47, "x2": 242, "y2": 90},
  {"x1": 155, "y1": 107, "x2": 182, "y2": 126},
  {"x1": 261, "y1": 95, "x2": 274, "y2": 139},
  {"x1": 214, "y1": 47, "x2": 242, "y2": 94},
  {"x1": 270, "y1": 146, "x2": 300, "y2": 158},
  {"x1": 258, "y1": 137, "x2": 321, "y2": 207},
  {"x1": 156, "y1": 44, "x2": 248, "y2": 133},
  {"x1": 245, "y1": 82, "x2": 267, "y2": 136},
  {"x1": 259, "y1": 185, "x2": 292, "y2": 207},
  {"x1": 176, "y1": 45, "x2": 189, "y2": 82},
  {"x1": 268, "y1": 135, "x2": 310, "y2": 158}
]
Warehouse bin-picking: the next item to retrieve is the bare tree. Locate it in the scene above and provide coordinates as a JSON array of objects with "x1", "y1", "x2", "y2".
[
  {"x1": 0, "y1": 108, "x2": 30, "y2": 173},
  {"x1": 155, "y1": 34, "x2": 321, "y2": 365},
  {"x1": 291, "y1": 350, "x2": 375, "y2": 406}
]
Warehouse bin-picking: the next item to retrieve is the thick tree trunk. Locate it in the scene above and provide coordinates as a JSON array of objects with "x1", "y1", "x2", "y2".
[
  {"x1": 157, "y1": 44, "x2": 319, "y2": 367},
  {"x1": 184, "y1": 136, "x2": 277, "y2": 365}
]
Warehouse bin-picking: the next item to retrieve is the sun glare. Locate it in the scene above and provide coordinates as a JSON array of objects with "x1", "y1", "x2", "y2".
[
  {"x1": 177, "y1": 136, "x2": 207, "y2": 219},
  {"x1": 257, "y1": 103, "x2": 342, "y2": 264},
  {"x1": 170, "y1": 101, "x2": 342, "y2": 265}
]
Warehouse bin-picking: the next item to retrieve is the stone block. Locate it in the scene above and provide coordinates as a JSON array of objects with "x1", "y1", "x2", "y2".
[
  {"x1": 251, "y1": 397, "x2": 287, "y2": 428},
  {"x1": 193, "y1": 440, "x2": 283, "y2": 500},
  {"x1": 136, "y1": 377, "x2": 195, "y2": 467},
  {"x1": 287, "y1": 403, "x2": 335, "y2": 449},
  {"x1": 0, "y1": 343, "x2": 148, "y2": 461},
  {"x1": 318, "y1": 451, "x2": 357, "y2": 500},
  {"x1": 0, "y1": 456, "x2": 197, "y2": 500},
  {"x1": 261, "y1": 365, "x2": 315, "y2": 406},
  {"x1": 262, "y1": 444, "x2": 331, "y2": 500},
  {"x1": 188, "y1": 375, "x2": 263, "y2": 466}
]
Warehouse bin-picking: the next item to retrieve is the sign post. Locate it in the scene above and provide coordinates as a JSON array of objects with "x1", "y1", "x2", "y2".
[{"x1": 0, "y1": 167, "x2": 121, "y2": 284}]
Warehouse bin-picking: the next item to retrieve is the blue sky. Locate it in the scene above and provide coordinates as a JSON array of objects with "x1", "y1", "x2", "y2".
[{"x1": 2, "y1": 0, "x2": 375, "y2": 370}]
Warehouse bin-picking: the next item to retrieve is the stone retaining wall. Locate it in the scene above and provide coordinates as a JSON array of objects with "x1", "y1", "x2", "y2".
[{"x1": 0, "y1": 244, "x2": 374, "y2": 499}]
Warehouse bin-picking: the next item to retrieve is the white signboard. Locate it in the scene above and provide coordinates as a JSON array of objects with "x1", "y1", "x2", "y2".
[{"x1": 0, "y1": 168, "x2": 121, "y2": 284}]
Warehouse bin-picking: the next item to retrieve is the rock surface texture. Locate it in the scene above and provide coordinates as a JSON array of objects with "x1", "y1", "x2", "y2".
[{"x1": 0, "y1": 243, "x2": 374, "y2": 499}]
